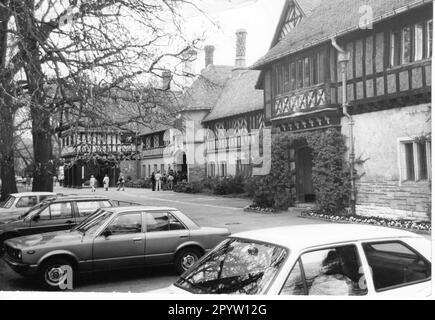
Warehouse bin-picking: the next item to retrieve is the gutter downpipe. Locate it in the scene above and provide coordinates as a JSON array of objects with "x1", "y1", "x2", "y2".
[{"x1": 331, "y1": 37, "x2": 356, "y2": 216}]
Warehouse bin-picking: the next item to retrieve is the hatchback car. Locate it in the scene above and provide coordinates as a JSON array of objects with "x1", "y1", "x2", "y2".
[
  {"x1": 3, "y1": 206, "x2": 231, "y2": 289},
  {"x1": 0, "y1": 192, "x2": 57, "y2": 221},
  {"x1": 154, "y1": 224, "x2": 431, "y2": 297},
  {"x1": 0, "y1": 195, "x2": 114, "y2": 250}
]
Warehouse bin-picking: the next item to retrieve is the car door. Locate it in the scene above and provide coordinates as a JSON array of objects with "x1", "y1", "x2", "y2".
[
  {"x1": 92, "y1": 211, "x2": 145, "y2": 271},
  {"x1": 360, "y1": 240, "x2": 431, "y2": 297},
  {"x1": 28, "y1": 202, "x2": 76, "y2": 235},
  {"x1": 144, "y1": 211, "x2": 189, "y2": 266}
]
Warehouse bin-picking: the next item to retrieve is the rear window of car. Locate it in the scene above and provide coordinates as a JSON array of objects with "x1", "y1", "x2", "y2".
[
  {"x1": 76, "y1": 201, "x2": 112, "y2": 217},
  {"x1": 16, "y1": 196, "x2": 38, "y2": 208},
  {"x1": 362, "y1": 241, "x2": 431, "y2": 292}
]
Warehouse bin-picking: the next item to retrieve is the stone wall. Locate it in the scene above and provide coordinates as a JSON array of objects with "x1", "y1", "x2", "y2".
[{"x1": 356, "y1": 180, "x2": 430, "y2": 221}]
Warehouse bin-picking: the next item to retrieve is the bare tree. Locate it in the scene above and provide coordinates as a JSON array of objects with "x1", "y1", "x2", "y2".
[{"x1": 0, "y1": 0, "x2": 203, "y2": 197}]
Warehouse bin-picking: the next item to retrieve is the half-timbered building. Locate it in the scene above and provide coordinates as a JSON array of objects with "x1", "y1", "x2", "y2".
[{"x1": 253, "y1": 0, "x2": 432, "y2": 219}]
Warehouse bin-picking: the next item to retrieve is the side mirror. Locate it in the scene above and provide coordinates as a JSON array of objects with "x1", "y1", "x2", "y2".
[
  {"x1": 32, "y1": 215, "x2": 40, "y2": 222},
  {"x1": 101, "y1": 229, "x2": 112, "y2": 238}
]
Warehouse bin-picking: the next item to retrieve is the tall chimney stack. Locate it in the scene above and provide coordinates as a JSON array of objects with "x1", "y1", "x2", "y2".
[
  {"x1": 235, "y1": 29, "x2": 247, "y2": 68},
  {"x1": 183, "y1": 49, "x2": 197, "y2": 76},
  {"x1": 204, "y1": 45, "x2": 215, "y2": 68},
  {"x1": 182, "y1": 49, "x2": 197, "y2": 87}
]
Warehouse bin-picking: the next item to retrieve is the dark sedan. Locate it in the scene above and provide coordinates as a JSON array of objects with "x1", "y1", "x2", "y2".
[{"x1": 3, "y1": 206, "x2": 231, "y2": 289}]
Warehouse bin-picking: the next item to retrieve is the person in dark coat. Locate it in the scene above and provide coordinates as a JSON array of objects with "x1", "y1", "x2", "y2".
[{"x1": 151, "y1": 171, "x2": 156, "y2": 191}]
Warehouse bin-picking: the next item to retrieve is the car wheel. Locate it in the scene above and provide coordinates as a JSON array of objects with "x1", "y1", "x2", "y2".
[
  {"x1": 38, "y1": 258, "x2": 75, "y2": 291},
  {"x1": 174, "y1": 247, "x2": 202, "y2": 275}
]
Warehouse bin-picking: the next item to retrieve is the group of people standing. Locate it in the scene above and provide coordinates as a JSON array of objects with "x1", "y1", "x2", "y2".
[
  {"x1": 88, "y1": 170, "x2": 186, "y2": 192},
  {"x1": 150, "y1": 170, "x2": 185, "y2": 191},
  {"x1": 89, "y1": 173, "x2": 124, "y2": 192}
]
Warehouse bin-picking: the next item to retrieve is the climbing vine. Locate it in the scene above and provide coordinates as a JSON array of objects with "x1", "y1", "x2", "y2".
[{"x1": 251, "y1": 128, "x2": 351, "y2": 214}]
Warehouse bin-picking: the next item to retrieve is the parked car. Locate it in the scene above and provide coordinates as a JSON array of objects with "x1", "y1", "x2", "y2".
[
  {"x1": 3, "y1": 206, "x2": 230, "y2": 289},
  {"x1": 0, "y1": 195, "x2": 115, "y2": 251},
  {"x1": 152, "y1": 224, "x2": 431, "y2": 297},
  {"x1": 0, "y1": 192, "x2": 57, "y2": 221}
]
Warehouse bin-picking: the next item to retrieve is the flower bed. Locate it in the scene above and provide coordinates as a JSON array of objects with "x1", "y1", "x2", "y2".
[
  {"x1": 301, "y1": 210, "x2": 431, "y2": 234},
  {"x1": 243, "y1": 205, "x2": 282, "y2": 214}
]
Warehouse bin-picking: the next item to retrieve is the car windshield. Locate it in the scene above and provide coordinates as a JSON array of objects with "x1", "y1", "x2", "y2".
[
  {"x1": 0, "y1": 196, "x2": 16, "y2": 209},
  {"x1": 175, "y1": 238, "x2": 288, "y2": 295},
  {"x1": 72, "y1": 209, "x2": 113, "y2": 236}
]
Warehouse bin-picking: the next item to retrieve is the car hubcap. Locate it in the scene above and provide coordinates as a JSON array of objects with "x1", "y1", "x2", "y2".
[
  {"x1": 182, "y1": 254, "x2": 197, "y2": 270},
  {"x1": 45, "y1": 266, "x2": 67, "y2": 286}
]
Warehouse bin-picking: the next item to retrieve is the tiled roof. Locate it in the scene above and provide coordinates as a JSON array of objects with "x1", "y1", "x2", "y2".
[
  {"x1": 297, "y1": 0, "x2": 323, "y2": 16},
  {"x1": 253, "y1": 0, "x2": 430, "y2": 69},
  {"x1": 202, "y1": 68, "x2": 264, "y2": 122},
  {"x1": 182, "y1": 65, "x2": 234, "y2": 111}
]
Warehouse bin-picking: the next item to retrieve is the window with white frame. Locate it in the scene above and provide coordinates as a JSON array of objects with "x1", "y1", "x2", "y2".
[
  {"x1": 399, "y1": 138, "x2": 431, "y2": 182},
  {"x1": 208, "y1": 162, "x2": 216, "y2": 177},
  {"x1": 219, "y1": 162, "x2": 227, "y2": 177}
]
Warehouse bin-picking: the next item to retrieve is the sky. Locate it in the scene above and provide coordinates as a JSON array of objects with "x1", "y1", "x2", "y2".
[{"x1": 181, "y1": 0, "x2": 286, "y2": 71}]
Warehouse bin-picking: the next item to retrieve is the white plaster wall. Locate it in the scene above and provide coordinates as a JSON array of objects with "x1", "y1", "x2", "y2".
[{"x1": 341, "y1": 103, "x2": 431, "y2": 182}]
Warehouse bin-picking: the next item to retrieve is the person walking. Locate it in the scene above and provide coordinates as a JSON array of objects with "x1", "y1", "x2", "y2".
[
  {"x1": 155, "y1": 170, "x2": 162, "y2": 191},
  {"x1": 162, "y1": 172, "x2": 168, "y2": 191},
  {"x1": 103, "y1": 174, "x2": 110, "y2": 191},
  {"x1": 117, "y1": 174, "x2": 126, "y2": 191},
  {"x1": 167, "y1": 173, "x2": 174, "y2": 190},
  {"x1": 151, "y1": 171, "x2": 156, "y2": 191},
  {"x1": 90, "y1": 175, "x2": 97, "y2": 192}
]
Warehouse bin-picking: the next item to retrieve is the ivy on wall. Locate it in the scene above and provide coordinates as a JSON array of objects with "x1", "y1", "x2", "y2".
[{"x1": 251, "y1": 128, "x2": 351, "y2": 214}]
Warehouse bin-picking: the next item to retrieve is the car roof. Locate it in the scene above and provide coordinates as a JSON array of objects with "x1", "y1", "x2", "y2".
[
  {"x1": 231, "y1": 224, "x2": 424, "y2": 250},
  {"x1": 52, "y1": 195, "x2": 110, "y2": 201},
  {"x1": 10, "y1": 192, "x2": 56, "y2": 197},
  {"x1": 107, "y1": 206, "x2": 178, "y2": 212}
]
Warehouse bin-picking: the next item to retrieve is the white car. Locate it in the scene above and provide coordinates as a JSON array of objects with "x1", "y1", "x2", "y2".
[
  {"x1": 151, "y1": 224, "x2": 431, "y2": 297},
  {"x1": 0, "y1": 192, "x2": 57, "y2": 222}
]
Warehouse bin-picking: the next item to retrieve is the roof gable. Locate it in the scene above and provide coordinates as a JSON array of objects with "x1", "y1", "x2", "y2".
[{"x1": 271, "y1": 0, "x2": 322, "y2": 48}]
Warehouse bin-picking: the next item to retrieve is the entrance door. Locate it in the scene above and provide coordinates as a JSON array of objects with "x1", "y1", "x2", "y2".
[{"x1": 296, "y1": 147, "x2": 315, "y2": 203}]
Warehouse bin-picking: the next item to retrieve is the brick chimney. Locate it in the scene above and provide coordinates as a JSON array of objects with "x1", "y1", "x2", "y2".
[
  {"x1": 204, "y1": 45, "x2": 215, "y2": 68},
  {"x1": 235, "y1": 29, "x2": 247, "y2": 68},
  {"x1": 161, "y1": 70, "x2": 172, "y2": 90}
]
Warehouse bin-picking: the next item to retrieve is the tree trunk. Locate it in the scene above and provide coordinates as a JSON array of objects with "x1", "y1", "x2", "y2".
[
  {"x1": 0, "y1": 95, "x2": 18, "y2": 200},
  {"x1": 0, "y1": 5, "x2": 18, "y2": 200},
  {"x1": 14, "y1": 0, "x2": 53, "y2": 192},
  {"x1": 31, "y1": 113, "x2": 54, "y2": 192}
]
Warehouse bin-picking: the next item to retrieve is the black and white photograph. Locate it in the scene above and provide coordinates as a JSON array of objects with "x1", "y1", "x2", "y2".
[{"x1": 0, "y1": 0, "x2": 432, "y2": 302}]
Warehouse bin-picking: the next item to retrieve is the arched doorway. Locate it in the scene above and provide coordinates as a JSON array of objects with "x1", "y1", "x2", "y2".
[{"x1": 174, "y1": 151, "x2": 188, "y2": 182}]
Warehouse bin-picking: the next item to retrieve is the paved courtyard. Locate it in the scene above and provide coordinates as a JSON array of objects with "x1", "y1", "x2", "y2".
[{"x1": 0, "y1": 186, "x2": 325, "y2": 293}]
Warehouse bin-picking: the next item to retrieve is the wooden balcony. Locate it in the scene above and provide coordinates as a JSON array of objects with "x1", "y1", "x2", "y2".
[{"x1": 272, "y1": 84, "x2": 328, "y2": 118}]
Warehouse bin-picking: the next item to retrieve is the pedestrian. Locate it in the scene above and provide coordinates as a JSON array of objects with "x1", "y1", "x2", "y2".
[
  {"x1": 155, "y1": 170, "x2": 162, "y2": 191},
  {"x1": 151, "y1": 171, "x2": 156, "y2": 191},
  {"x1": 162, "y1": 172, "x2": 167, "y2": 191},
  {"x1": 90, "y1": 175, "x2": 97, "y2": 192},
  {"x1": 117, "y1": 174, "x2": 125, "y2": 191},
  {"x1": 103, "y1": 174, "x2": 110, "y2": 191},
  {"x1": 167, "y1": 173, "x2": 174, "y2": 190}
]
